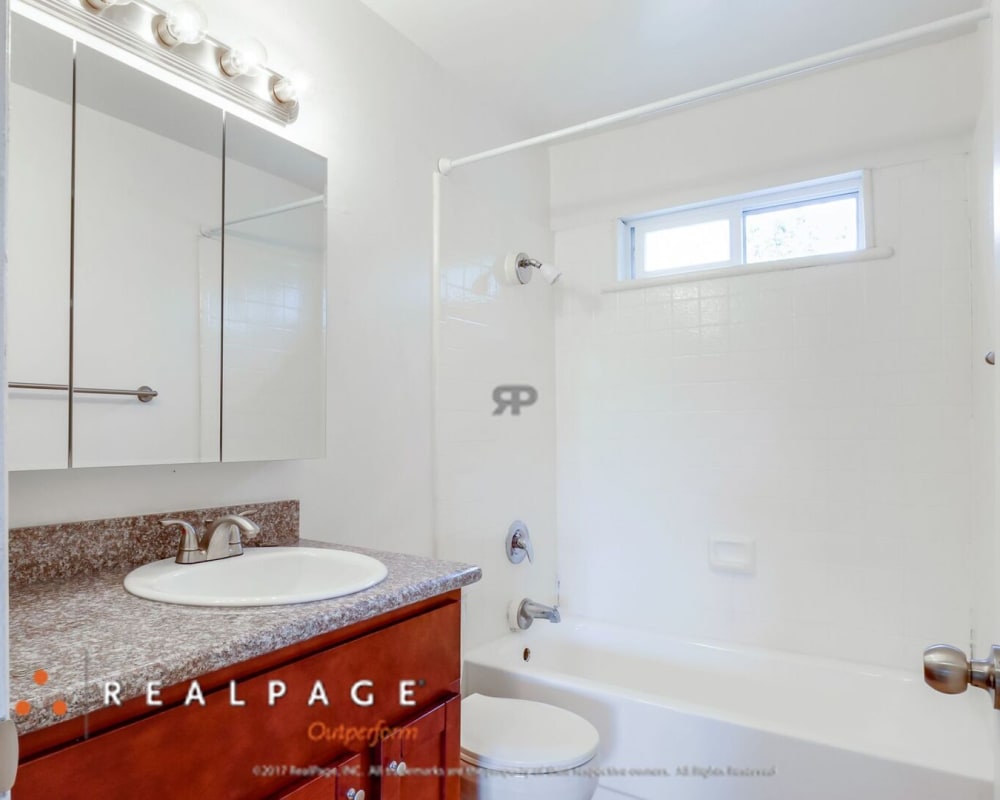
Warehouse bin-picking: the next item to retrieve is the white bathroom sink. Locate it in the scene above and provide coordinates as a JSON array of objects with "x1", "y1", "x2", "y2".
[{"x1": 123, "y1": 547, "x2": 388, "y2": 607}]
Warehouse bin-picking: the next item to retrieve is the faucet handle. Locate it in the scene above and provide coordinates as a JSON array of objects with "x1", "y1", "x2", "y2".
[
  {"x1": 203, "y1": 508, "x2": 257, "y2": 526},
  {"x1": 206, "y1": 513, "x2": 261, "y2": 557},
  {"x1": 506, "y1": 521, "x2": 534, "y2": 564},
  {"x1": 161, "y1": 519, "x2": 200, "y2": 563},
  {"x1": 231, "y1": 515, "x2": 260, "y2": 542}
]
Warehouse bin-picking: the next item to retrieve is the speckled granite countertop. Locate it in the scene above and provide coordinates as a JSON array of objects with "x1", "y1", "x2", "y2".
[{"x1": 11, "y1": 540, "x2": 480, "y2": 734}]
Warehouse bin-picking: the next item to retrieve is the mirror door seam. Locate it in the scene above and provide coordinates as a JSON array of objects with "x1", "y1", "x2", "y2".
[
  {"x1": 67, "y1": 39, "x2": 76, "y2": 468},
  {"x1": 219, "y1": 112, "x2": 226, "y2": 463}
]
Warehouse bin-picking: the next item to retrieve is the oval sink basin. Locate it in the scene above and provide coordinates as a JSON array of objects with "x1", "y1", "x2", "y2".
[{"x1": 124, "y1": 547, "x2": 388, "y2": 607}]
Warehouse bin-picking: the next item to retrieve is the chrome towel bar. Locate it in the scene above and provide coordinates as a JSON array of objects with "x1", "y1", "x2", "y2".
[{"x1": 9, "y1": 382, "x2": 158, "y2": 403}]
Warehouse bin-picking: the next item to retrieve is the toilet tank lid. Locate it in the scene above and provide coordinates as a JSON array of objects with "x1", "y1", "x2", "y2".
[{"x1": 460, "y1": 693, "x2": 599, "y2": 773}]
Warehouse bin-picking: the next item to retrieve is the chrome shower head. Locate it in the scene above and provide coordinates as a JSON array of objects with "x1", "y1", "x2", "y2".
[{"x1": 505, "y1": 252, "x2": 563, "y2": 285}]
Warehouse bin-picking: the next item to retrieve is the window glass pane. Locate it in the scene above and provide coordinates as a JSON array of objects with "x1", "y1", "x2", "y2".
[
  {"x1": 744, "y1": 195, "x2": 858, "y2": 264},
  {"x1": 643, "y1": 218, "x2": 730, "y2": 273}
]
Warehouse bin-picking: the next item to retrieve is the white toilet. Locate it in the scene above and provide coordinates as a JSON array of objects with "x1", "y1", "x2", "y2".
[{"x1": 460, "y1": 693, "x2": 600, "y2": 800}]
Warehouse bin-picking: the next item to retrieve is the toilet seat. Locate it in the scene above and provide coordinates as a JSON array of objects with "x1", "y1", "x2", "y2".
[{"x1": 460, "y1": 694, "x2": 599, "y2": 773}]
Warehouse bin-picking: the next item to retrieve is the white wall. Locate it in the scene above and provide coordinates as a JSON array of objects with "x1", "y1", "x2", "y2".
[
  {"x1": 986, "y1": 8, "x2": 1000, "y2": 792},
  {"x1": 550, "y1": 35, "x2": 983, "y2": 231},
  {"x1": 435, "y1": 157, "x2": 555, "y2": 651},
  {"x1": 1, "y1": 0, "x2": 11, "y2": 746},
  {"x1": 551, "y1": 33, "x2": 986, "y2": 669},
  {"x1": 7, "y1": 0, "x2": 535, "y2": 562},
  {"x1": 971, "y1": 88, "x2": 994, "y2": 662}
]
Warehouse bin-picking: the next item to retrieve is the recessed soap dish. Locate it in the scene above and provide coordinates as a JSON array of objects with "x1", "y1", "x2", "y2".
[{"x1": 708, "y1": 537, "x2": 756, "y2": 575}]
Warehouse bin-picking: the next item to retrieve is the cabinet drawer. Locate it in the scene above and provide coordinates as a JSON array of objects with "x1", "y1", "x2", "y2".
[{"x1": 15, "y1": 601, "x2": 459, "y2": 800}]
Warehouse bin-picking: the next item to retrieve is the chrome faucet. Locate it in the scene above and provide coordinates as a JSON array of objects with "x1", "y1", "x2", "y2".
[
  {"x1": 161, "y1": 512, "x2": 260, "y2": 565},
  {"x1": 513, "y1": 598, "x2": 561, "y2": 630}
]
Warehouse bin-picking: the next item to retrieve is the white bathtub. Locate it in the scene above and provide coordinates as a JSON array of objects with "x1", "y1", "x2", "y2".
[{"x1": 462, "y1": 617, "x2": 992, "y2": 800}]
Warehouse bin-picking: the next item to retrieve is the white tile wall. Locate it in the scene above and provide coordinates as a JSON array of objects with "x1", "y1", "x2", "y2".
[
  {"x1": 555, "y1": 155, "x2": 975, "y2": 669},
  {"x1": 435, "y1": 162, "x2": 556, "y2": 652},
  {"x1": 222, "y1": 160, "x2": 325, "y2": 463}
]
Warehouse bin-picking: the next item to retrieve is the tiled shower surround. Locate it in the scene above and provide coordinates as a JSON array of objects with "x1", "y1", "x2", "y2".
[{"x1": 555, "y1": 154, "x2": 976, "y2": 669}]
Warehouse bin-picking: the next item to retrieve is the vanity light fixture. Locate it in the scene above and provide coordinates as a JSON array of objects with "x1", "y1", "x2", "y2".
[
  {"x1": 272, "y1": 70, "x2": 310, "y2": 105},
  {"x1": 219, "y1": 37, "x2": 267, "y2": 77},
  {"x1": 154, "y1": 1, "x2": 209, "y2": 47},
  {"x1": 272, "y1": 76, "x2": 297, "y2": 104},
  {"x1": 272, "y1": 74, "x2": 299, "y2": 104},
  {"x1": 84, "y1": 0, "x2": 131, "y2": 9},
  {"x1": 17, "y1": 0, "x2": 300, "y2": 124}
]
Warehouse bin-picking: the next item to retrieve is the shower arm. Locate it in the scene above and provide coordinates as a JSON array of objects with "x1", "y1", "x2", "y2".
[{"x1": 505, "y1": 252, "x2": 562, "y2": 285}]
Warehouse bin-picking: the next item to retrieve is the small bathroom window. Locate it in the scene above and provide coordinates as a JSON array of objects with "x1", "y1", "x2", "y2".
[{"x1": 623, "y1": 172, "x2": 868, "y2": 279}]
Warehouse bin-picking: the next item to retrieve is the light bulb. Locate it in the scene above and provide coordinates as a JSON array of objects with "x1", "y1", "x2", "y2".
[
  {"x1": 220, "y1": 37, "x2": 268, "y2": 77},
  {"x1": 273, "y1": 70, "x2": 310, "y2": 104},
  {"x1": 156, "y1": 1, "x2": 208, "y2": 47},
  {"x1": 85, "y1": 0, "x2": 131, "y2": 9}
]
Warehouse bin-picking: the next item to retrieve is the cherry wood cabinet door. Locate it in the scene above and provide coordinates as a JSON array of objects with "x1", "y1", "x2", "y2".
[
  {"x1": 336, "y1": 751, "x2": 374, "y2": 800},
  {"x1": 377, "y1": 696, "x2": 460, "y2": 800},
  {"x1": 276, "y1": 750, "x2": 372, "y2": 800}
]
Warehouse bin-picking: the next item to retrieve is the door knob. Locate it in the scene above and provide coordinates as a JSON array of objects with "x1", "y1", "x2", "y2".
[{"x1": 924, "y1": 644, "x2": 1000, "y2": 708}]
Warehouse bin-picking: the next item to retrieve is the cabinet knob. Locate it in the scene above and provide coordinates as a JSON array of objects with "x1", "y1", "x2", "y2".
[
  {"x1": 387, "y1": 760, "x2": 407, "y2": 776},
  {"x1": 346, "y1": 790, "x2": 365, "y2": 800}
]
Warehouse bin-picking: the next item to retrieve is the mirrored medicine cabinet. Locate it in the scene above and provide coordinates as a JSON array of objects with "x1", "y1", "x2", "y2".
[{"x1": 7, "y1": 14, "x2": 327, "y2": 471}]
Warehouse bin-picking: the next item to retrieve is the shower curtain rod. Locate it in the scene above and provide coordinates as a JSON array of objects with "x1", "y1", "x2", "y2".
[{"x1": 437, "y1": 7, "x2": 990, "y2": 175}]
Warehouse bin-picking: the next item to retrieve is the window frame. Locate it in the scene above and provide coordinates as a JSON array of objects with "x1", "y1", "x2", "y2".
[{"x1": 624, "y1": 172, "x2": 868, "y2": 280}]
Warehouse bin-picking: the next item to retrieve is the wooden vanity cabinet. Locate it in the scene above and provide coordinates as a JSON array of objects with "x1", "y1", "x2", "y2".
[
  {"x1": 377, "y1": 697, "x2": 460, "y2": 800},
  {"x1": 277, "y1": 750, "x2": 373, "y2": 800},
  {"x1": 14, "y1": 591, "x2": 462, "y2": 800},
  {"x1": 277, "y1": 695, "x2": 460, "y2": 800}
]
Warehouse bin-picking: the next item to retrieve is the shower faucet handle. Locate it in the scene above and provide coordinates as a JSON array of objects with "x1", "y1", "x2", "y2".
[
  {"x1": 924, "y1": 644, "x2": 1000, "y2": 708},
  {"x1": 506, "y1": 520, "x2": 534, "y2": 564}
]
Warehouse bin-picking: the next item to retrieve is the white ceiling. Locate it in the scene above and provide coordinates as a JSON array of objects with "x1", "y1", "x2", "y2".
[{"x1": 357, "y1": 0, "x2": 983, "y2": 133}]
